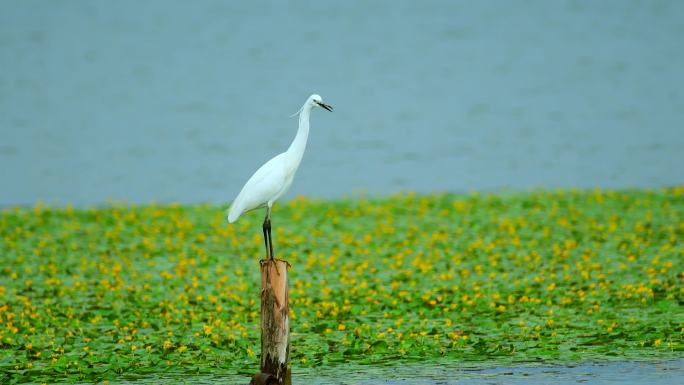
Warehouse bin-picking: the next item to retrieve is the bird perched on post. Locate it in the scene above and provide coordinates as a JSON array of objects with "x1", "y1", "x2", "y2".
[{"x1": 227, "y1": 94, "x2": 333, "y2": 261}]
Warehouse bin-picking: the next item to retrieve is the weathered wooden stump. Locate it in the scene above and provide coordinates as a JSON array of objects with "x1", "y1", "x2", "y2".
[
  {"x1": 249, "y1": 372, "x2": 278, "y2": 385},
  {"x1": 258, "y1": 259, "x2": 290, "y2": 384}
]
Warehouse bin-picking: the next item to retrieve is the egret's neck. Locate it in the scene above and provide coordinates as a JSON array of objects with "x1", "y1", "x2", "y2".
[{"x1": 286, "y1": 105, "x2": 312, "y2": 165}]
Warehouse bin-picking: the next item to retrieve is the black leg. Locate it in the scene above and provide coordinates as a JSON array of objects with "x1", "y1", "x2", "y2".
[
  {"x1": 262, "y1": 214, "x2": 271, "y2": 259},
  {"x1": 265, "y1": 217, "x2": 280, "y2": 275},
  {"x1": 265, "y1": 207, "x2": 280, "y2": 275},
  {"x1": 266, "y1": 218, "x2": 274, "y2": 260}
]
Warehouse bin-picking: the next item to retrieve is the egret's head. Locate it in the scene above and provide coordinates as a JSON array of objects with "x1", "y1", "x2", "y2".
[{"x1": 309, "y1": 94, "x2": 333, "y2": 112}]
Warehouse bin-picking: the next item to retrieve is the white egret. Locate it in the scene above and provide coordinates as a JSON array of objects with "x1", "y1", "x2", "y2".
[{"x1": 227, "y1": 94, "x2": 333, "y2": 260}]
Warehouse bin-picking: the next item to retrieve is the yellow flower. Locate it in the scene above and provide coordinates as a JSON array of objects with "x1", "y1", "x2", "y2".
[{"x1": 338, "y1": 323, "x2": 346, "y2": 331}]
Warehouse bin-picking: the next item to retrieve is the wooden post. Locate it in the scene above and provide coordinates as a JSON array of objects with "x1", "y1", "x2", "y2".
[{"x1": 256, "y1": 259, "x2": 290, "y2": 384}]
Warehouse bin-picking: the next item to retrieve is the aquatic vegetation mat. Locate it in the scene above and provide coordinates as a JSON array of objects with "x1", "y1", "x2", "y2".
[{"x1": 0, "y1": 188, "x2": 682, "y2": 383}]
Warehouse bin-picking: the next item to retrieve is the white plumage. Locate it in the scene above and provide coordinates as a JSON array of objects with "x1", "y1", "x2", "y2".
[
  {"x1": 227, "y1": 94, "x2": 332, "y2": 259},
  {"x1": 227, "y1": 152, "x2": 292, "y2": 223}
]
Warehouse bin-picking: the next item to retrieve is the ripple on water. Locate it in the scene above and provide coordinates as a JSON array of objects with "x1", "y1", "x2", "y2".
[{"x1": 103, "y1": 360, "x2": 683, "y2": 385}]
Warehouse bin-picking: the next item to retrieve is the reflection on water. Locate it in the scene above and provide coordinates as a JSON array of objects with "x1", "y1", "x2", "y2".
[
  {"x1": 93, "y1": 360, "x2": 684, "y2": 384},
  {"x1": 2, "y1": 1, "x2": 684, "y2": 205}
]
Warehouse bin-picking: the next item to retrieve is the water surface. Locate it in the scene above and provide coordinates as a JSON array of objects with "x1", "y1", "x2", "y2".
[
  {"x1": 105, "y1": 360, "x2": 684, "y2": 384},
  {"x1": 2, "y1": 1, "x2": 683, "y2": 205}
]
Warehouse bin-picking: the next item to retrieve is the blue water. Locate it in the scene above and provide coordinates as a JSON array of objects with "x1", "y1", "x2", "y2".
[
  {"x1": 100, "y1": 360, "x2": 684, "y2": 384},
  {"x1": 1, "y1": 0, "x2": 683, "y2": 206}
]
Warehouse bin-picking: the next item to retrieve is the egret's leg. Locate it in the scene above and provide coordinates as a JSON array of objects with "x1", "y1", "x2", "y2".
[
  {"x1": 265, "y1": 206, "x2": 280, "y2": 275},
  {"x1": 266, "y1": 219, "x2": 274, "y2": 260},
  {"x1": 266, "y1": 206, "x2": 275, "y2": 260},
  {"x1": 262, "y1": 213, "x2": 271, "y2": 260}
]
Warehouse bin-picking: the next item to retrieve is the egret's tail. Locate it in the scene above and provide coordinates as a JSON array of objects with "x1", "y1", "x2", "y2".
[{"x1": 227, "y1": 204, "x2": 242, "y2": 224}]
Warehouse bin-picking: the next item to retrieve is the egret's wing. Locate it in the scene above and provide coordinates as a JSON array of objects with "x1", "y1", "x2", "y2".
[{"x1": 227, "y1": 153, "x2": 288, "y2": 222}]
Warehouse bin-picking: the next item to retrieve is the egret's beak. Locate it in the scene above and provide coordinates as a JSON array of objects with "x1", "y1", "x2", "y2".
[{"x1": 316, "y1": 101, "x2": 333, "y2": 112}]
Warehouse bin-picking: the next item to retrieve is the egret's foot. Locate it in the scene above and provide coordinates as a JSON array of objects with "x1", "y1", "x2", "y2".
[{"x1": 260, "y1": 257, "x2": 281, "y2": 276}]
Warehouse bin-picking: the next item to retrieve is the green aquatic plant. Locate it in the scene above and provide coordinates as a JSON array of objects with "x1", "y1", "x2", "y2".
[{"x1": 0, "y1": 188, "x2": 682, "y2": 383}]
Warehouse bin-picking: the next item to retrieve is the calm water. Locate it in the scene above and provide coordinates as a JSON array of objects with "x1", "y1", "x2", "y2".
[
  {"x1": 91, "y1": 360, "x2": 684, "y2": 384},
  {"x1": 1, "y1": 1, "x2": 683, "y2": 206}
]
